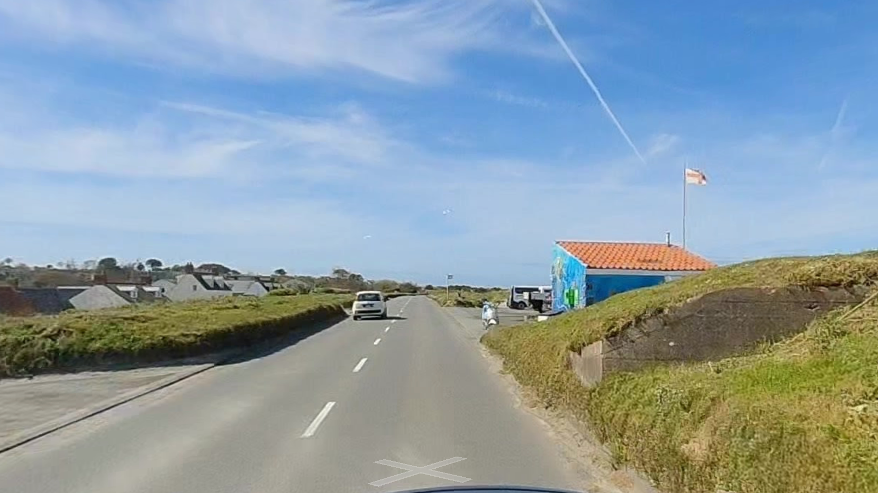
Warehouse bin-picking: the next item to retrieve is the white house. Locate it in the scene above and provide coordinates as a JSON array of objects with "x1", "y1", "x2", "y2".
[{"x1": 166, "y1": 274, "x2": 233, "y2": 302}]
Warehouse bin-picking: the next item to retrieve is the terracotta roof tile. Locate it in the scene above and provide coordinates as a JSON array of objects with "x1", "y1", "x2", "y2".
[{"x1": 557, "y1": 241, "x2": 716, "y2": 272}]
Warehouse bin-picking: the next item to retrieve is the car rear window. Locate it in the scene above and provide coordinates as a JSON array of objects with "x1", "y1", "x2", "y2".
[{"x1": 357, "y1": 293, "x2": 381, "y2": 302}]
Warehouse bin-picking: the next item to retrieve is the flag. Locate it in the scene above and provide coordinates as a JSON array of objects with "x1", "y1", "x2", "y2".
[
  {"x1": 447, "y1": 274, "x2": 454, "y2": 280},
  {"x1": 685, "y1": 168, "x2": 708, "y2": 186}
]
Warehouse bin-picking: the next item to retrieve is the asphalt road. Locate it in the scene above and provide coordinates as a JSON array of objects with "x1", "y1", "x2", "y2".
[{"x1": 0, "y1": 296, "x2": 585, "y2": 493}]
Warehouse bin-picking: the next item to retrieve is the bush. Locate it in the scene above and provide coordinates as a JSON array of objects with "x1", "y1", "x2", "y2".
[
  {"x1": 267, "y1": 289, "x2": 297, "y2": 297},
  {"x1": 315, "y1": 287, "x2": 352, "y2": 294}
]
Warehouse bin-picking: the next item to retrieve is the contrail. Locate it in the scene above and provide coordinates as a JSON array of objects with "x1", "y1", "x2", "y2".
[
  {"x1": 818, "y1": 97, "x2": 848, "y2": 169},
  {"x1": 530, "y1": 0, "x2": 647, "y2": 165}
]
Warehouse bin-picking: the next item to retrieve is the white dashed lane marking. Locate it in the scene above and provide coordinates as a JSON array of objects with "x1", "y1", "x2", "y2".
[
  {"x1": 301, "y1": 402, "x2": 335, "y2": 438},
  {"x1": 373, "y1": 338, "x2": 381, "y2": 346},
  {"x1": 353, "y1": 358, "x2": 368, "y2": 373}
]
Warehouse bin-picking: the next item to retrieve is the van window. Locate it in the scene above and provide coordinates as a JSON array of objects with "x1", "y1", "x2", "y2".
[{"x1": 513, "y1": 287, "x2": 539, "y2": 294}]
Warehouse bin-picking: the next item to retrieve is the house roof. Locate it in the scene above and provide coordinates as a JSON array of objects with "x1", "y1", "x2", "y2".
[
  {"x1": 557, "y1": 241, "x2": 716, "y2": 272},
  {"x1": 57, "y1": 286, "x2": 89, "y2": 303},
  {"x1": 227, "y1": 280, "x2": 255, "y2": 294},
  {"x1": 17, "y1": 288, "x2": 70, "y2": 314},
  {"x1": 192, "y1": 274, "x2": 232, "y2": 291},
  {"x1": 104, "y1": 285, "x2": 135, "y2": 303}
]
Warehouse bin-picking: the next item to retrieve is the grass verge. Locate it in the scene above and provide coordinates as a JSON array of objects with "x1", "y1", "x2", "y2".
[
  {"x1": 0, "y1": 294, "x2": 351, "y2": 377},
  {"x1": 427, "y1": 288, "x2": 507, "y2": 308},
  {"x1": 483, "y1": 252, "x2": 878, "y2": 493}
]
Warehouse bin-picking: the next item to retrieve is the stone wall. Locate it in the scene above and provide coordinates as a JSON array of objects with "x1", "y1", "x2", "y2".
[{"x1": 569, "y1": 285, "x2": 868, "y2": 387}]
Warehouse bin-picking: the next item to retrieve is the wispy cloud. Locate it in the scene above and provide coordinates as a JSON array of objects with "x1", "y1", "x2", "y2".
[
  {"x1": 488, "y1": 89, "x2": 550, "y2": 109},
  {"x1": 0, "y1": 123, "x2": 260, "y2": 178},
  {"x1": 0, "y1": 0, "x2": 563, "y2": 84},
  {"x1": 645, "y1": 133, "x2": 681, "y2": 158},
  {"x1": 741, "y1": 9, "x2": 837, "y2": 29},
  {"x1": 529, "y1": 0, "x2": 647, "y2": 164},
  {"x1": 0, "y1": 81, "x2": 402, "y2": 179},
  {"x1": 439, "y1": 132, "x2": 473, "y2": 148},
  {"x1": 162, "y1": 101, "x2": 399, "y2": 166}
]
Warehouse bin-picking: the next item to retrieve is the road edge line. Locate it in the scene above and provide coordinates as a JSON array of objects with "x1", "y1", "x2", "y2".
[
  {"x1": 0, "y1": 313, "x2": 351, "y2": 456},
  {"x1": 0, "y1": 363, "x2": 215, "y2": 455}
]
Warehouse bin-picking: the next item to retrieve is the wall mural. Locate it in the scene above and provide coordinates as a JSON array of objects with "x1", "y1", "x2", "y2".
[{"x1": 551, "y1": 244, "x2": 587, "y2": 312}]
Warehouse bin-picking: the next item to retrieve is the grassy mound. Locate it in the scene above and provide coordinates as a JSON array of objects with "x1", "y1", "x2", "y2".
[
  {"x1": 0, "y1": 294, "x2": 351, "y2": 377},
  {"x1": 483, "y1": 251, "x2": 878, "y2": 493}
]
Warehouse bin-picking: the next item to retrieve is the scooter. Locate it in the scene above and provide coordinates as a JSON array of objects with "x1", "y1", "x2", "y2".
[{"x1": 481, "y1": 302, "x2": 499, "y2": 329}]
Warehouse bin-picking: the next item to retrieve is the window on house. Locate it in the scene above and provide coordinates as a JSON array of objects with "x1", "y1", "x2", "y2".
[{"x1": 192, "y1": 285, "x2": 197, "y2": 291}]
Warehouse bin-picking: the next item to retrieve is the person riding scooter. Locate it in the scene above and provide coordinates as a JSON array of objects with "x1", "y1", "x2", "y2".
[{"x1": 481, "y1": 300, "x2": 499, "y2": 329}]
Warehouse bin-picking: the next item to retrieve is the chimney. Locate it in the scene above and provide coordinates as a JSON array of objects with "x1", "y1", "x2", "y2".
[{"x1": 666, "y1": 232, "x2": 671, "y2": 247}]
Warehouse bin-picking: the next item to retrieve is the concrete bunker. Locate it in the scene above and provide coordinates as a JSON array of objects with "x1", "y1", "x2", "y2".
[{"x1": 568, "y1": 285, "x2": 869, "y2": 387}]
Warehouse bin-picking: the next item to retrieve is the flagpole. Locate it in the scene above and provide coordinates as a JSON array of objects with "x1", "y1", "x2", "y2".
[{"x1": 682, "y1": 162, "x2": 687, "y2": 249}]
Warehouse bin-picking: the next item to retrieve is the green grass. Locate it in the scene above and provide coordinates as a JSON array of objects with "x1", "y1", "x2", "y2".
[
  {"x1": 426, "y1": 288, "x2": 507, "y2": 307},
  {"x1": 0, "y1": 294, "x2": 351, "y2": 377},
  {"x1": 483, "y1": 251, "x2": 878, "y2": 493}
]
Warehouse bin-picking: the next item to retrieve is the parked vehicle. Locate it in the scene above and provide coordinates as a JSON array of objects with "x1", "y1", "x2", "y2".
[
  {"x1": 528, "y1": 286, "x2": 553, "y2": 313},
  {"x1": 352, "y1": 291, "x2": 387, "y2": 320},
  {"x1": 508, "y1": 285, "x2": 552, "y2": 310}
]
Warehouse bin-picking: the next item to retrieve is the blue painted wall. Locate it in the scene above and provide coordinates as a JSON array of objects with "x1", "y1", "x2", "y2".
[
  {"x1": 586, "y1": 274, "x2": 665, "y2": 305},
  {"x1": 551, "y1": 244, "x2": 587, "y2": 312}
]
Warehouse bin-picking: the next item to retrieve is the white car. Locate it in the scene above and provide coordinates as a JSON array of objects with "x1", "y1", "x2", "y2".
[{"x1": 352, "y1": 291, "x2": 387, "y2": 320}]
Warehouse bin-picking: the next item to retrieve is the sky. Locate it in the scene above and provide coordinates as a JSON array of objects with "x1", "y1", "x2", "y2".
[{"x1": 0, "y1": 0, "x2": 877, "y2": 286}]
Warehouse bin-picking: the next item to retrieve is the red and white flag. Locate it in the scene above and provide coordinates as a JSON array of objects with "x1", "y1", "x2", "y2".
[{"x1": 685, "y1": 168, "x2": 708, "y2": 186}]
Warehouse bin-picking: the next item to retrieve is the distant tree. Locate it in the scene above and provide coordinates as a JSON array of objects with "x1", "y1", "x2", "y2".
[
  {"x1": 97, "y1": 257, "x2": 118, "y2": 271},
  {"x1": 197, "y1": 263, "x2": 233, "y2": 275},
  {"x1": 184, "y1": 262, "x2": 195, "y2": 274},
  {"x1": 46, "y1": 264, "x2": 54, "y2": 269},
  {"x1": 398, "y1": 282, "x2": 419, "y2": 293},
  {"x1": 332, "y1": 267, "x2": 351, "y2": 279},
  {"x1": 82, "y1": 260, "x2": 97, "y2": 271},
  {"x1": 293, "y1": 275, "x2": 316, "y2": 289},
  {"x1": 374, "y1": 279, "x2": 400, "y2": 292},
  {"x1": 32, "y1": 270, "x2": 87, "y2": 288},
  {"x1": 136, "y1": 262, "x2": 145, "y2": 272},
  {"x1": 274, "y1": 268, "x2": 287, "y2": 276},
  {"x1": 424, "y1": 284, "x2": 435, "y2": 290},
  {"x1": 145, "y1": 258, "x2": 163, "y2": 270},
  {"x1": 1, "y1": 257, "x2": 12, "y2": 266}
]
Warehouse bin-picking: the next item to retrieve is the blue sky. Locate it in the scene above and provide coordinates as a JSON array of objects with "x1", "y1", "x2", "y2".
[{"x1": 0, "y1": 0, "x2": 876, "y2": 286}]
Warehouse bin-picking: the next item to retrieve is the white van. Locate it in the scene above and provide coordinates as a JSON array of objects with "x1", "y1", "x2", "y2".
[{"x1": 508, "y1": 285, "x2": 550, "y2": 309}]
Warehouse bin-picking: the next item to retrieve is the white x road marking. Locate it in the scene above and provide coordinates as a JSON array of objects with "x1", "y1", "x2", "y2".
[{"x1": 369, "y1": 457, "x2": 471, "y2": 487}]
